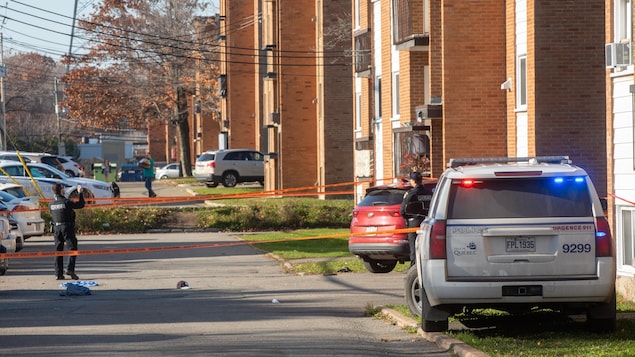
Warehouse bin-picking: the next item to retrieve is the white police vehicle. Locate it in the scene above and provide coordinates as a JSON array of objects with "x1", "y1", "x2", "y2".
[
  {"x1": 0, "y1": 162, "x2": 113, "y2": 203},
  {"x1": 406, "y1": 156, "x2": 616, "y2": 332}
]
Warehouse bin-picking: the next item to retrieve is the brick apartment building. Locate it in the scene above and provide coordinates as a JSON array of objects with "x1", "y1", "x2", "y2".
[
  {"x1": 606, "y1": 0, "x2": 635, "y2": 300},
  {"x1": 219, "y1": 0, "x2": 354, "y2": 192},
  {"x1": 353, "y1": 0, "x2": 606, "y2": 202}
]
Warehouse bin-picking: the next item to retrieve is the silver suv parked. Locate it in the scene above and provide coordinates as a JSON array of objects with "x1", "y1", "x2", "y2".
[
  {"x1": 406, "y1": 156, "x2": 616, "y2": 333},
  {"x1": 194, "y1": 149, "x2": 265, "y2": 188}
]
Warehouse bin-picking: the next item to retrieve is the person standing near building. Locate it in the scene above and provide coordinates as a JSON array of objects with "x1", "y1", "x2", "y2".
[
  {"x1": 103, "y1": 159, "x2": 111, "y2": 182},
  {"x1": 50, "y1": 183, "x2": 85, "y2": 280},
  {"x1": 399, "y1": 171, "x2": 434, "y2": 265},
  {"x1": 141, "y1": 153, "x2": 157, "y2": 197}
]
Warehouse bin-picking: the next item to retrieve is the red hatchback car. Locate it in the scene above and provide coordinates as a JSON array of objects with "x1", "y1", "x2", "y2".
[{"x1": 349, "y1": 179, "x2": 437, "y2": 273}]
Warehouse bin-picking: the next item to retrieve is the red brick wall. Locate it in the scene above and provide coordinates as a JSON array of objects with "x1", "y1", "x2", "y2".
[
  {"x1": 278, "y1": 0, "x2": 319, "y2": 189},
  {"x1": 225, "y1": 0, "x2": 257, "y2": 150},
  {"x1": 322, "y1": 0, "x2": 354, "y2": 189},
  {"x1": 532, "y1": 0, "x2": 607, "y2": 195},
  {"x1": 441, "y1": 0, "x2": 507, "y2": 161}
]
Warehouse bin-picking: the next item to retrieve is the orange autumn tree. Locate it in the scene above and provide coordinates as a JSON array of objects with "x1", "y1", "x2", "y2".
[{"x1": 61, "y1": 0, "x2": 219, "y2": 176}]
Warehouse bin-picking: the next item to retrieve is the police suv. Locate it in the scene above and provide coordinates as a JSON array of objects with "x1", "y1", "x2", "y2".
[{"x1": 406, "y1": 156, "x2": 616, "y2": 332}]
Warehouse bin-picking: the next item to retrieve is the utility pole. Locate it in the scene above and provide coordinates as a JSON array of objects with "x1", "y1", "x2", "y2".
[
  {"x1": 0, "y1": 33, "x2": 6, "y2": 151},
  {"x1": 54, "y1": 77, "x2": 65, "y2": 155}
]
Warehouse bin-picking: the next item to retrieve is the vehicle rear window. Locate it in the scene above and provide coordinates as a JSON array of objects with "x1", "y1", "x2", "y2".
[
  {"x1": 447, "y1": 177, "x2": 592, "y2": 219},
  {"x1": 197, "y1": 153, "x2": 215, "y2": 161},
  {"x1": 358, "y1": 189, "x2": 406, "y2": 207}
]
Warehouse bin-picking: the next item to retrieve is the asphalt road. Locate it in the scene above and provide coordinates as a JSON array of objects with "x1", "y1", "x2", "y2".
[{"x1": 0, "y1": 232, "x2": 455, "y2": 356}]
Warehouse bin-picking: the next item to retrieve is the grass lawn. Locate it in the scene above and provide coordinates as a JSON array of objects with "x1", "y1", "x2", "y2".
[{"x1": 239, "y1": 228, "x2": 411, "y2": 275}]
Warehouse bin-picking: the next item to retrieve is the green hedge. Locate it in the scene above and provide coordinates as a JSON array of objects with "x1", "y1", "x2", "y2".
[{"x1": 41, "y1": 198, "x2": 354, "y2": 234}]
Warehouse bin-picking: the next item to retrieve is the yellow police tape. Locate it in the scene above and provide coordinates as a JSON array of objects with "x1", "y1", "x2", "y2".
[{"x1": 0, "y1": 228, "x2": 417, "y2": 259}]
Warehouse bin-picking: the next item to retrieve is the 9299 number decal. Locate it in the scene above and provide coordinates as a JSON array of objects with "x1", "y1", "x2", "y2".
[{"x1": 562, "y1": 243, "x2": 592, "y2": 253}]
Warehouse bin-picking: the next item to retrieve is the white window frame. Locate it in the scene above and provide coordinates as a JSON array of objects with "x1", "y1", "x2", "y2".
[
  {"x1": 615, "y1": 0, "x2": 633, "y2": 43},
  {"x1": 354, "y1": 0, "x2": 361, "y2": 30},
  {"x1": 618, "y1": 205, "x2": 635, "y2": 276},
  {"x1": 516, "y1": 54, "x2": 527, "y2": 111},
  {"x1": 355, "y1": 92, "x2": 362, "y2": 130},
  {"x1": 375, "y1": 76, "x2": 382, "y2": 121},
  {"x1": 392, "y1": 72, "x2": 400, "y2": 118}
]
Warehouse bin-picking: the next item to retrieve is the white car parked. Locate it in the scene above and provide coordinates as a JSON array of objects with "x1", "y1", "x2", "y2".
[
  {"x1": 156, "y1": 163, "x2": 182, "y2": 179},
  {"x1": 0, "y1": 184, "x2": 45, "y2": 238},
  {"x1": 0, "y1": 211, "x2": 16, "y2": 275},
  {"x1": 0, "y1": 162, "x2": 113, "y2": 203},
  {"x1": 408, "y1": 156, "x2": 616, "y2": 333}
]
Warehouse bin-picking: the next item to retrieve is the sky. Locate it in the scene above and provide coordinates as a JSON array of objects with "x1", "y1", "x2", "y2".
[{"x1": 0, "y1": 0, "x2": 220, "y2": 60}]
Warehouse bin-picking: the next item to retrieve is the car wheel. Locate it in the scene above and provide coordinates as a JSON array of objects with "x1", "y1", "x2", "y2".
[
  {"x1": 586, "y1": 291, "x2": 617, "y2": 333},
  {"x1": 363, "y1": 259, "x2": 397, "y2": 273},
  {"x1": 205, "y1": 182, "x2": 219, "y2": 188},
  {"x1": 222, "y1": 172, "x2": 238, "y2": 187},
  {"x1": 159, "y1": 175, "x2": 168, "y2": 180},
  {"x1": 65, "y1": 170, "x2": 76, "y2": 177},
  {"x1": 405, "y1": 265, "x2": 422, "y2": 317}
]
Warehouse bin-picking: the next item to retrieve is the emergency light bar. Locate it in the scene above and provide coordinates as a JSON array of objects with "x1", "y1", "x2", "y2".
[{"x1": 448, "y1": 156, "x2": 571, "y2": 169}]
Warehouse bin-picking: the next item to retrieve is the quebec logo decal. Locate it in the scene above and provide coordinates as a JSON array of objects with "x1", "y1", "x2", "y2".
[{"x1": 453, "y1": 241, "x2": 478, "y2": 256}]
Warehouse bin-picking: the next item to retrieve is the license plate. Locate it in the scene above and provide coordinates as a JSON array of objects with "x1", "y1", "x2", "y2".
[
  {"x1": 505, "y1": 237, "x2": 536, "y2": 252},
  {"x1": 366, "y1": 226, "x2": 378, "y2": 233}
]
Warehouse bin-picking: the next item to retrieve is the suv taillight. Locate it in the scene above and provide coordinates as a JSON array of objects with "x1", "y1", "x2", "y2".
[
  {"x1": 595, "y1": 216, "x2": 613, "y2": 257},
  {"x1": 208, "y1": 161, "x2": 215, "y2": 168},
  {"x1": 429, "y1": 219, "x2": 447, "y2": 259}
]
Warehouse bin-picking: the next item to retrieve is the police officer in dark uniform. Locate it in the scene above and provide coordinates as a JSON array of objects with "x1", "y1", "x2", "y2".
[
  {"x1": 50, "y1": 183, "x2": 85, "y2": 280},
  {"x1": 400, "y1": 171, "x2": 433, "y2": 265}
]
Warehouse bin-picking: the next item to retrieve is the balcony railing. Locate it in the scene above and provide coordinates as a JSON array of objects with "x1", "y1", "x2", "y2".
[
  {"x1": 354, "y1": 28, "x2": 371, "y2": 75},
  {"x1": 392, "y1": 0, "x2": 429, "y2": 48}
]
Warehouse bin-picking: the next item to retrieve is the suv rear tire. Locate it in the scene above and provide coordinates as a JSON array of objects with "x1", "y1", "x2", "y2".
[
  {"x1": 363, "y1": 259, "x2": 397, "y2": 273},
  {"x1": 586, "y1": 292, "x2": 617, "y2": 333},
  {"x1": 222, "y1": 171, "x2": 238, "y2": 187},
  {"x1": 405, "y1": 266, "x2": 422, "y2": 317}
]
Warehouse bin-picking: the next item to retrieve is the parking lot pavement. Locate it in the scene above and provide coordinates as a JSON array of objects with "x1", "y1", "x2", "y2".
[{"x1": 0, "y1": 232, "x2": 457, "y2": 356}]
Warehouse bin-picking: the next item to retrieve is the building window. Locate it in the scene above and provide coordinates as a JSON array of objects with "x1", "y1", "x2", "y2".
[
  {"x1": 355, "y1": 92, "x2": 362, "y2": 130},
  {"x1": 620, "y1": 206, "x2": 635, "y2": 271},
  {"x1": 394, "y1": 130, "x2": 430, "y2": 177},
  {"x1": 616, "y1": 0, "x2": 633, "y2": 43},
  {"x1": 392, "y1": 72, "x2": 400, "y2": 117},
  {"x1": 375, "y1": 76, "x2": 382, "y2": 120},
  {"x1": 516, "y1": 55, "x2": 527, "y2": 110},
  {"x1": 354, "y1": 0, "x2": 361, "y2": 29}
]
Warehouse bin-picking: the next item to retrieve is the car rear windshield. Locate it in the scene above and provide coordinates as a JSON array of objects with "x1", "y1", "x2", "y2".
[
  {"x1": 197, "y1": 153, "x2": 215, "y2": 161},
  {"x1": 358, "y1": 189, "x2": 406, "y2": 207},
  {"x1": 447, "y1": 177, "x2": 593, "y2": 219}
]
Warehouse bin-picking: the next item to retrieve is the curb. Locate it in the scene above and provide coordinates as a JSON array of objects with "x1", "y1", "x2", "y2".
[{"x1": 379, "y1": 307, "x2": 490, "y2": 357}]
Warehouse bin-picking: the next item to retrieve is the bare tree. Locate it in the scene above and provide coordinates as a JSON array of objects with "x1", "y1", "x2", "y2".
[{"x1": 61, "y1": 0, "x2": 218, "y2": 176}]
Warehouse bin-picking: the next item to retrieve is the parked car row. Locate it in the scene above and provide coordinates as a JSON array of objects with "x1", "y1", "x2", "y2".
[
  {"x1": 0, "y1": 161, "x2": 113, "y2": 203},
  {"x1": 0, "y1": 151, "x2": 84, "y2": 177},
  {"x1": 0, "y1": 182, "x2": 45, "y2": 275}
]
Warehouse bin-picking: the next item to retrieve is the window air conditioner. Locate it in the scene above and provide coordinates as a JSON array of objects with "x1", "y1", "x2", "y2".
[{"x1": 606, "y1": 42, "x2": 632, "y2": 68}]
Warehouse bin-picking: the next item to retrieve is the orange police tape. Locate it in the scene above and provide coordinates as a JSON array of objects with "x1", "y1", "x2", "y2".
[
  {"x1": 0, "y1": 228, "x2": 418, "y2": 259},
  {"x1": 609, "y1": 193, "x2": 635, "y2": 207},
  {"x1": 28, "y1": 175, "x2": 409, "y2": 211}
]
